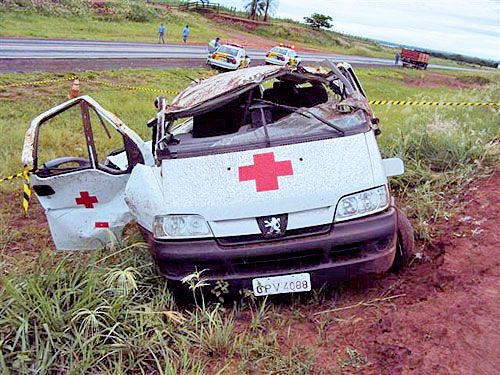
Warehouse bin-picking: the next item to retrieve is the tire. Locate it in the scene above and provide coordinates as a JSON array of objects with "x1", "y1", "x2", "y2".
[{"x1": 391, "y1": 209, "x2": 415, "y2": 272}]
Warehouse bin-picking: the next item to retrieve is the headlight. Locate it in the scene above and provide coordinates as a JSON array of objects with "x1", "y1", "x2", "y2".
[
  {"x1": 153, "y1": 215, "x2": 212, "y2": 239},
  {"x1": 334, "y1": 186, "x2": 389, "y2": 222}
]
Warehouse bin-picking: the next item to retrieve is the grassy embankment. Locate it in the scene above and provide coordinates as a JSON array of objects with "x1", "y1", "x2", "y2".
[
  {"x1": 0, "y1": 6, "x2": 394, "y2": 57},
  {"x1": 0, "y1": 6, "x2": 223, "y2": 45},
  {"x1": 0, "y1": 4, "x2": 479, "y2": 68},
  {"x1": 0, "y1": 67, "x2": 499, "y2": 372}
]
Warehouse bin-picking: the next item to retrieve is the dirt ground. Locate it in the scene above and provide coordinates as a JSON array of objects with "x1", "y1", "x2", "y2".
[
  {"x1": 0, "y1": 58, "x2": 207, "y2": 74},
  {"x1": 272, "y1": 170, "x2": 499, "y2": 373},
  {"x1": 403, "y1": 72, "x2": 491, "y2": 89},
  {"x1": 1, "y1": 171, "x2": 499, "y2": 373}
]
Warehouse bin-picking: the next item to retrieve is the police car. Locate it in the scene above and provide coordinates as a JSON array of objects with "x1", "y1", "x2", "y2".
[
  {"x1": 265, "y1": 44, "x2": 301, "y2": 66},
  {"x1": 207, "y1": 43, "x2": 251, "y2": 70}
]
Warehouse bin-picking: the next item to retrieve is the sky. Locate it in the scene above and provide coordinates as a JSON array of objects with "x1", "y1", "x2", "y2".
[{"x1": 219, "y1": 0, "x2": 500, "y2": 60}]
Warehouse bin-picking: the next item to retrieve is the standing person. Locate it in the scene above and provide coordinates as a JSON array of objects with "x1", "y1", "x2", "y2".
[
  {"x1": 395, "y1": 52, "x2": 400, "y2": 65},
  {"x1": 158, "y1": 23, "x2": 165, "y2": 44},
  {"x1": 208, "y1": 37, "x2": 220, "y2": 53},
  {"x1": 182, "y1": 25, "x2": 190, "y2": 43}
]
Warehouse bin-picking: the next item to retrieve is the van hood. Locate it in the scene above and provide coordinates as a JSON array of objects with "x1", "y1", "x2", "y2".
[{"x1": 158, "y1": 133, "x2": 386, "y2": 237}]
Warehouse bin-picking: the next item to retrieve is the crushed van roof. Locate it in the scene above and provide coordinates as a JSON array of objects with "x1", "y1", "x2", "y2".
[{"x1": 166, "y1": 65, "x2": 283, "y2": 116}]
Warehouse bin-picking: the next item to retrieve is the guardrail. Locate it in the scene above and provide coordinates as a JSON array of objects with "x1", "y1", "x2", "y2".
[{"x1": 181, "y1": 1, "x2": 220, "y2": 13}]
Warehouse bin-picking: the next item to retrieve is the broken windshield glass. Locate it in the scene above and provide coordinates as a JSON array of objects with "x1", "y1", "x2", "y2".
[
  {"x1": 209, "y1": 101, "x2": 367, "y2": 149},
  {"x1": 163, "y1": 97, "x2": 370, "y2": 158}
]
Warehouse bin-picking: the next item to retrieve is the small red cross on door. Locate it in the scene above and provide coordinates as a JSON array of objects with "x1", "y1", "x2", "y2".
[
  {"x1": 238, "y1": 152, "x2": 293, "y2": 192},
  {"x1": 75, "y1": 191, "x2": 98, "y2": 208}
]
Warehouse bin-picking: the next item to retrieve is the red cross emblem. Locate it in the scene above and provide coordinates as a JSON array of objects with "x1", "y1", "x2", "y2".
[
  {"x1": 75, "y1": 191, "x2": 98, "y2": 208},
  {"x1": 238, "y1": 152, "x2": 293, "y2": 192}
]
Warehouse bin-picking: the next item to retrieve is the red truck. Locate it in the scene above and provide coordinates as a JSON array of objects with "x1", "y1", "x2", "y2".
[{"x1": 401, "y1": 48, "x2": 430, "y2": 69}]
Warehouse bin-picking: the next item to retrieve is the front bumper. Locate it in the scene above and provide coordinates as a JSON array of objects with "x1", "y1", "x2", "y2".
[{"x1": 141, "y1": 208, "x2": 397, "y2": 290}]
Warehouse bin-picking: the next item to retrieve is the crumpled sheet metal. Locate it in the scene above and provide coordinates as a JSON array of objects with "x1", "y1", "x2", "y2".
[
  {"x1": 21, "y1": 95, "x2": 146, "y2": 168},
  {"x1": 166, "y1": 65, "x2": 282, "y2": 115},
  {"x1": 337, "y1": 91, "x2": 373, "y2": 117}
]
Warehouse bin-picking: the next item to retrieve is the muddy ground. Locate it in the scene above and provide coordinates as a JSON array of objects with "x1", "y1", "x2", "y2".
[
  {"x1": 2, "y1": 170, "x2": 498, "y2": 373},
  {"x1": 0, "y1": 58, "x2": 286, "y2": 73},
  {"x1": 0, "y1": 58, "x2": 206, "y2": 74}
]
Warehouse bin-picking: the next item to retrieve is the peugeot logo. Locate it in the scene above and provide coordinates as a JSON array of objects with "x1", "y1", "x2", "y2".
[{"x1": 257, "y1": 214, "x2": 288, "y2": 238}]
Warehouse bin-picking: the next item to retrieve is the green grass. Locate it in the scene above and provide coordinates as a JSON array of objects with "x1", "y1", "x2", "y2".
[
  {"x1": 1, "y1": 67, "x2": 499, "y2": 238},
  {"x1": 356, "y1": 68, "x2": 500, "y2": 239},
  {"x1": 0, "y1": 237, "x2": 318, "y2": 373},
  {"x1": 0, "y1": 8, "x2": 227, "y2": 44},
  {"x1": 0, "y1": 66, "x2": 499, "y2": 372},
  {"x1": 253, "y1": 19, "x2": 394, "y2": 59},
  {"x1": 0, "y1": 7, "x2": 485, "y2": 69}
]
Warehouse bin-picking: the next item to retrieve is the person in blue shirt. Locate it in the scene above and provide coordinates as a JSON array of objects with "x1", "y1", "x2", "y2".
[
  {"x1": 158, "y1": 23, "x2": 165, "y2": 44},
  {"x1": 182, "y1": 25, "x2": 190, "y2": 43}
]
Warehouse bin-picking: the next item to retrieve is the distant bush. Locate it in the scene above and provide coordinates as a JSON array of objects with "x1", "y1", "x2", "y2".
[{"x1": 303, "y1": 13, "x2": 333, "y2": 30}]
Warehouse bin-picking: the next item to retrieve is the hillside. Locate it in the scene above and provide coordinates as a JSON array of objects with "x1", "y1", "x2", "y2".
[{"x1": 0, "y1": 0, "x2": 486, "y2": 68}]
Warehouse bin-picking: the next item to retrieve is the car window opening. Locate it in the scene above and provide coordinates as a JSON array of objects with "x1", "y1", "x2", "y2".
[
  {"x1": 217, "y1": 46, "x2": 239, "y2": 56},
  {"x1": 160, "y1": 73, "x2": 370, "y2": 159}
]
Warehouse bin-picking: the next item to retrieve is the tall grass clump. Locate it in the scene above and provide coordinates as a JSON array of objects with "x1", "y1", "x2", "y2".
[
  {"x1": 1, "y1": 0, "x2": 92, "y2": 17},
  {"x1": 378, "y1": 82, "x2": 500, "y2": 240},
  {"x1": 0, "y1": 239, "x2": 318, "y2": 373},
  {"x1": 1, "y1": 0, "x2": 162, "y2": 22},
  {"x1": 0, "y1": 240, "x2": 209, "y2": 373}
]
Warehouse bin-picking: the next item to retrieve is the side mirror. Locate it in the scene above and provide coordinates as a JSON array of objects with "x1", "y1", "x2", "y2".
[{"x1": 382, "y1": 158, "x2": 404, "y2": 177}]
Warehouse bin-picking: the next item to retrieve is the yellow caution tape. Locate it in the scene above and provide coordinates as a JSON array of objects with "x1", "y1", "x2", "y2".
[
  {"x1": 3, "y1": 75, "x2": 498, "y2": 107},
  {"x1": 0, "y1": 167, "x2": 32, "y2": 214},
  {"x1": 22, "y1": 167, "x2": 31, "y2": 215},
  {"x1": 0, "y1": 170, "x2": 26, "y2": 182},
  {"x1": 368, "y1": 100, "x2": 500, "y2": 107},
  {"x1": 92, "y1": 80, "x2": 178, "y2": 95},
  {"x1": 0, "y1": 76, "x2": 78, "y2": 89}
]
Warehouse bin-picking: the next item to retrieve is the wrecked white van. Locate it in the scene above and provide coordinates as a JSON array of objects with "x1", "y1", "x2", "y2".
[{"x1": 22, "y1": 62, "x2": 414, "y2": 296}]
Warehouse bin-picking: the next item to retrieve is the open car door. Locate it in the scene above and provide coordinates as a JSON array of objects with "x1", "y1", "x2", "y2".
[{"x1": 21, "y1": 96, "x2": 152, "y2": 250}]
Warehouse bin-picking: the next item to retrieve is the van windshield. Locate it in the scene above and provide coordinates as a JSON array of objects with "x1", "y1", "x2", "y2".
[{"x1": 209, "y1": 102, "x2": 367, "y2": 148}]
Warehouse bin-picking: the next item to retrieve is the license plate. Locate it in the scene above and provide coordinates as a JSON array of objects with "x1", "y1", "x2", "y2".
[{"x1": 252, "y1": 273, "x2": 311, "y2": 296}]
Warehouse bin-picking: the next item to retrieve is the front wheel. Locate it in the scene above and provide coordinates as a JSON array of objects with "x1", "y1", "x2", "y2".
[{"x1": 391, "y1": 209, "x2": 415, "y2": 272}]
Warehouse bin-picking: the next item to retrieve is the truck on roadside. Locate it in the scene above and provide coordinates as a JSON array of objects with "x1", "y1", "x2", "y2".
[{"x1": 401, "y1": 48, "x2": 430, "y2": 70}]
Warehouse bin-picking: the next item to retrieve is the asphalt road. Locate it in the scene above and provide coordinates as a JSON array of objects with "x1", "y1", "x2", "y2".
[{"x1": 0, "y1": 37, "x2": 473, "y2": 72}]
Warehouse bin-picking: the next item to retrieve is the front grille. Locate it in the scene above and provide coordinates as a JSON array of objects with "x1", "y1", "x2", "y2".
[
  {"x1": 232, "y1": 248, "x2": 325, "y2": 275},
  {"x1": 216, "y1": 224, "x2": 331, "y2": 246},
  {"x1": 160, "y1": 237, "x2": 393, "y2": 280}
]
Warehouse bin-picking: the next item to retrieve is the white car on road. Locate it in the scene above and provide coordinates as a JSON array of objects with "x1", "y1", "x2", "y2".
[
  {"x1": 207, "y1": 43, "x2": 251, "y2": 70},
  {"x1": 265, "y1": 45, "x2": 301, "y2": 66}
]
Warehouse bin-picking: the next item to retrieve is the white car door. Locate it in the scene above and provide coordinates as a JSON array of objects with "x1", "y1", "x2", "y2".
[{"x1": 21, "y1": 96, "x2": 152, "y2": 250}]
